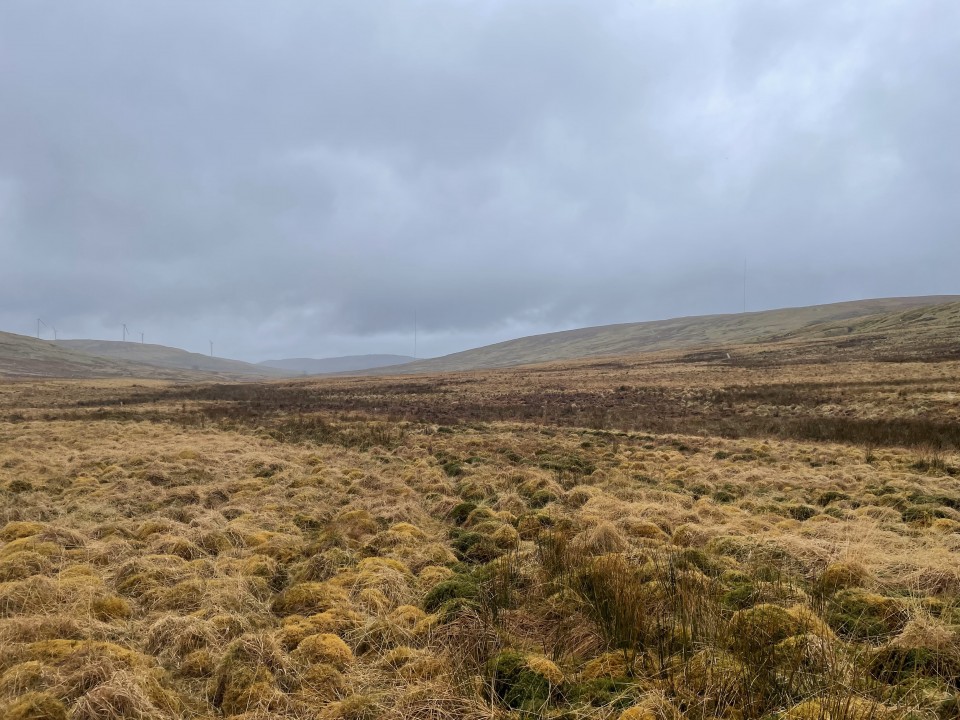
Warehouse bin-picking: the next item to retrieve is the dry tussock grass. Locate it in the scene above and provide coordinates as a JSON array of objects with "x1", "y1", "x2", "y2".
[{"x1": 1, "y1": 353, "x2": 959, "y2": 718}]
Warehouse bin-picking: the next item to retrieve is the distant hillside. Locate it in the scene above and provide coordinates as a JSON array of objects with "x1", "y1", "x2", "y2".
[
  {"x1": 770, "y1": 299, "x2": 960, "y2": 359},
  {"x1": 0, "y1": 332, "x2": 220, "y2": 379},
  {"x1": 55, "y1": 340, "x2": 290, "y2": 378},
  {"x1": 259, "y1": 355, "x2": 415, "y2": 375},
  {"x1": 5, "y1": 296, "x2": 957, "y2": 380},
  {"x1": 367, "y1": 296, "x2": 960, "y2": 374}
]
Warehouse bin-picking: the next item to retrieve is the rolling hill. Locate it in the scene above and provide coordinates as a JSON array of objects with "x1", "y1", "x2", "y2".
[
  {"x1": 364, "y1": 295, "x2": 960, "y2": 374},
  {"x1": 0, "y1": 333, "x2": 292, "y2": 380},
  {"x1": 0, "y1": 332, "x2": 198, "y2": 379},
  {"x1": 55, "y1": 340, "x2": 289, "y2": 378},
  {"x1": 258, "y1": 354, "x2": 415, "y2": 375}
]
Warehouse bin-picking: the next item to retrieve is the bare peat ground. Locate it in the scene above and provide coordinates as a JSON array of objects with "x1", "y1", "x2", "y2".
[{"x1": 1, "y1": 342, "x2": 959, "y2": 719}]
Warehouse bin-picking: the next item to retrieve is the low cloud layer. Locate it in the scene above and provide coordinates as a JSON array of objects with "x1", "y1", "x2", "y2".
[{"x1": 2, "y1": 1, "x2": 957, "y2": 361}]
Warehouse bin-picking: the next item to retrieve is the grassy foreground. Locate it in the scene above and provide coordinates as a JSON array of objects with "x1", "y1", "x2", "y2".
[{"x1": 1, "y1": 351, "x2": 959, "y2": 719}]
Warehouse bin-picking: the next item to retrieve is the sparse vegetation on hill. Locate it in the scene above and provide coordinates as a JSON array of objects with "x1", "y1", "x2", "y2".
[
  {"x1": 56, "y1": 340, "x2": 290, "y2": 379},
  {"x1": 367, "y1": 296, "x2": 960, "y2": 374},
  {"x1": 0, "y1": 332, "x2": 290, "y2": 381}
]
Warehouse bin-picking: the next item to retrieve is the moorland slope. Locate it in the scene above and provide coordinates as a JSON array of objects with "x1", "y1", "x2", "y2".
[
  {"x1": 0, "y1": 332, "x2": 179, "y2": 379},
  {"x1": 0, "y1": 332, "x2": 288, "y2": 380},
  {"x1": 371, "y1": 296, "x2": 960, "y2": 374},
  {"x1": 56, "y1": 340, "x2": 289, "y2": 378}
]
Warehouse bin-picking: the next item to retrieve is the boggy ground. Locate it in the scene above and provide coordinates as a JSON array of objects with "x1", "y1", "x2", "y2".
[{"x1": 1, "y1": 349, "x2": 959, "y2": 720}]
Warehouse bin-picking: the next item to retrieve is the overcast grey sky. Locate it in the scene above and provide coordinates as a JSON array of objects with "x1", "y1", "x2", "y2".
[{"x1": 1, "y1": 1, "x2": 957, "y2": 361}]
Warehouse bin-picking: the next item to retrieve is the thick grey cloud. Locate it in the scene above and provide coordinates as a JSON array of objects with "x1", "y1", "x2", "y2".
[{"x1": 1, "y1": 0, "x2": 957, "y2": 361}]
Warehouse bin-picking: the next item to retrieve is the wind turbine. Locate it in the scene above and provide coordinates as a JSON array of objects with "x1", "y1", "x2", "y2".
[
  {"x1": 209, "y1": 340, "x2": 213, "y2": 358},
  {"x1": 140, "y1": 332, "x2": 144, "y2": 345},
  {"x1": 36, "y1": 318, "x2": 49, "y2": 339},
  {"x1": 122, "y1": 324, "x2": 129, "y2": 342},
  {"x1": 742, "y1": 259, "x2": 747, "y2": 314}
]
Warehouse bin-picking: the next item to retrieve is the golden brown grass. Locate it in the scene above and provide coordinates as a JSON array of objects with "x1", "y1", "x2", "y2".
[{"x1": 1, "y1": 347, "x2": 959, "y2": 718}]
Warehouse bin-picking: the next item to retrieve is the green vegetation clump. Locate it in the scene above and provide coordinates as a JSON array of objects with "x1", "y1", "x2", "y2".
[
  {"x1": 868, "y1": 644, "x2": 958, "y2": 684},
  {"x1": 675, "y1": 548, "x2": 723, "y2": 577},
  {"x1": 488, "y1": 650, "x2": 563, "y2": 712},
  {"x1": 786, "y1": 504, "x2": 819, "y2": 521},
  {"x1": 816, "y1": 490, "x2": 849, "y2": 506},
  {"x1": 568, "y1": 677, "x2": 638, "y2": 710},
  {"x1": 826, "y1": 589, "x2": 909, "y2": 640},
  {"x1": 722, "y1": 577, "x2": 758, "y2": 609},
  {"x1": 442, "y1": 460, "x2": 464, "y2": 477},
  {"x1": 712, "y1": 488, "x2": 737, "y2": 503},
  {"x1": 450, "y1": 529, "x2": 502, "y2": 564},
  {"x1": 449, "y1": 502, "x2": 477, "y2": 526},
  {"x1": 422, "y1": 573, "x2": 479, "y2": 613},
  {"x1": 729, "y1": 604, "x2": 803, "y2": 656},
  {"x1": 536, "y1": 453, "x2": 596, "y2": 481}
]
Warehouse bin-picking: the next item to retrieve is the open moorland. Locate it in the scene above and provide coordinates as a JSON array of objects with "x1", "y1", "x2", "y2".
[{"x1": 1, "y1": 338, "x2": 959, "y2": 719}]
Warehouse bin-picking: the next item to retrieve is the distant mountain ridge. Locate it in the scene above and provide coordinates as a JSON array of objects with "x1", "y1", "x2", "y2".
[{"x1": 258, "y1": 354, "x2": 415, "y2": 374}]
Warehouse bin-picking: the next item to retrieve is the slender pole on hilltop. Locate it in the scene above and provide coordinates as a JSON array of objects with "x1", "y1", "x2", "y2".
[
  {"x1": 742, "y1": 259, "x2": 747, "y2": 314},
  {"x1": 37, "y1": 318, "x2": 40, "y2": 339},
  {"x1": 414, "y1": 310, "x2": 417, "y2": 360},
  {"x1": 122, "y1": 324, "x2": 128, "y2": 342},
  {"x1": 140, "y1": 332, "x2": 144, "y2": 344},
  {"x1": 209, "y1": 340, "x2": 213, "y2": 358},
  {"x1": 52, "y1": 327, "x2": 57, "y2": 341}
]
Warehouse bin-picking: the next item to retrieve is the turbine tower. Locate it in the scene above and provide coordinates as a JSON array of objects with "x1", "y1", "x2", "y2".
[
  {"x1": 122, "y1": 324, "x2": 129, "y2": 342},
  {"x1": 743, "y1": 259, "x2": 747, "y2": 314}
]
